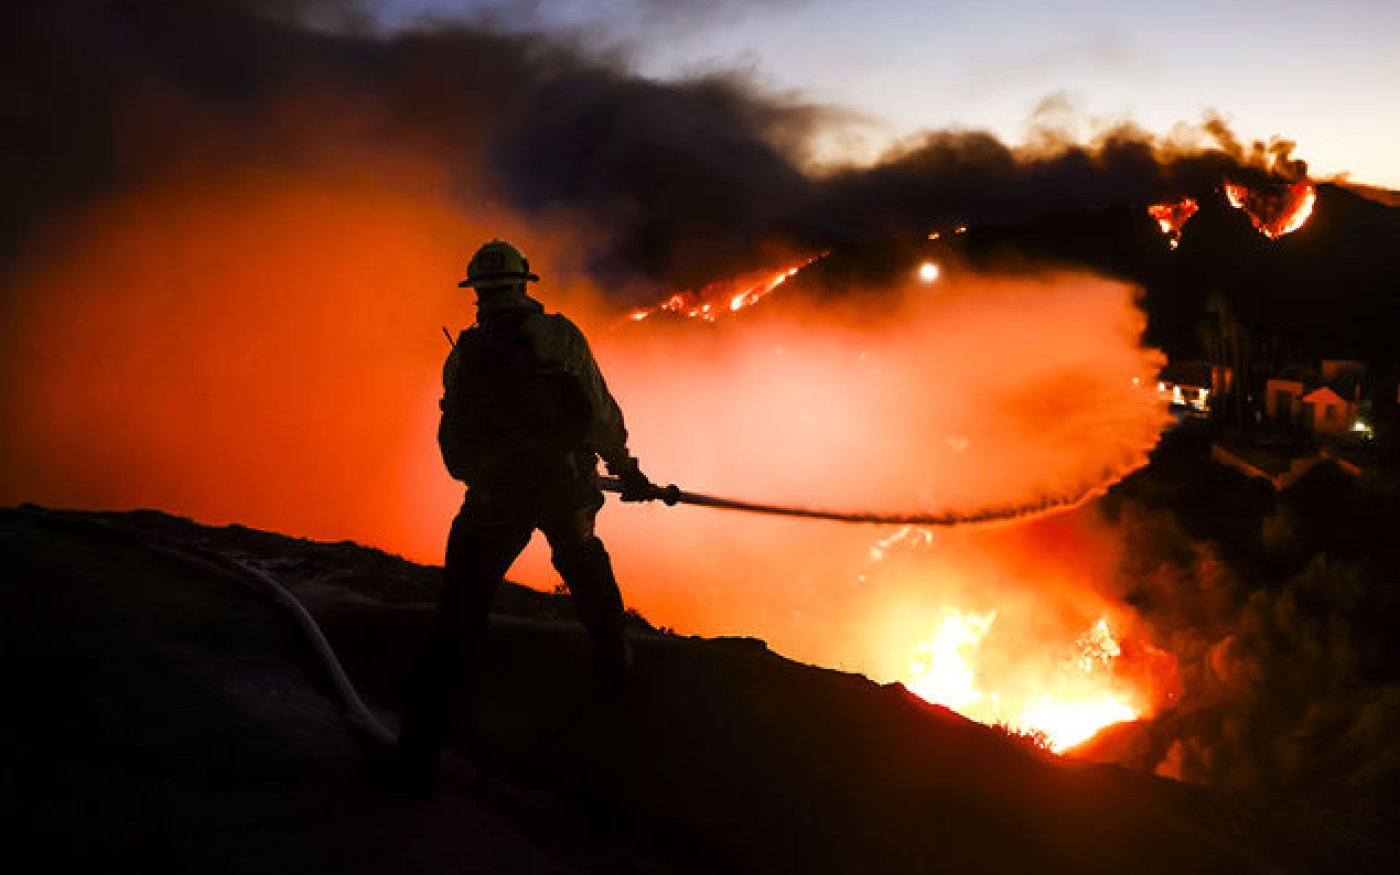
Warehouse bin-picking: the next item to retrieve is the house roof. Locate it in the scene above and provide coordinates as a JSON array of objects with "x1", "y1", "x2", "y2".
[
  {"x1": 1263, "y1": 363, "x2": 1366, "y2": 402},
  {"x1": 1302, "y1": 384, "x2": 1347, "y2": 404}
]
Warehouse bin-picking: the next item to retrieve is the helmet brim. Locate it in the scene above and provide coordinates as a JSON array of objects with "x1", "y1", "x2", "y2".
[{"x1": 457, "y1": 272, "x2": 540, "y2": 288}]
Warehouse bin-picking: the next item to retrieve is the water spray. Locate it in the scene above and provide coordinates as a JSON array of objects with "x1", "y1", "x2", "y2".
[{"x1": 598, "y1": 475, "x2": 1109, "y2": 527}]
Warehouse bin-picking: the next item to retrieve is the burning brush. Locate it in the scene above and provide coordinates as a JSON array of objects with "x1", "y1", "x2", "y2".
[
  {"x1": 624, "y1": 253, "x2": 827, "y2": 324},
  {"x1": 1148, "y1": 179, "x2": 1317, "y2": 249}
]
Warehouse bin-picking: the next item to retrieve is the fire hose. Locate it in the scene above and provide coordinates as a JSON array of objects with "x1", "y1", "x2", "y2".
[
  {"x1": 19, "y1": 507, "x2": 397, "y2": 747},
  {"x1": 597, "y1": 475, "x2": 1105, "y2": 527}
]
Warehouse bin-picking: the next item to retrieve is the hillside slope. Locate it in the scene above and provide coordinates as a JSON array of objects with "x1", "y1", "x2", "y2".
[{"x1": 1, "y1": 506, "x2": 1384, "y2": 873}]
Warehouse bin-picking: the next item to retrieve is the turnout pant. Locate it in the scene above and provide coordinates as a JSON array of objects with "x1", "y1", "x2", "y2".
[{"x1": 398, "y1": 488, "x2": 628, "y2": 767}]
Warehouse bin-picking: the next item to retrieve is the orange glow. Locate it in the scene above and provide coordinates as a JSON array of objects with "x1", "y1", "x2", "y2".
[
  {"x1": 902, "y1": 607, "x2": 1144, "y2": 752},
  {"x1": 1146, "y1": 197, "x2": 1199, "y2": 249},
  {"x1": 583, "y1": 270, "x2": 1177, "y2": 749},
  {"x1": 906, "y1": 608, "x2": 997, "y2": 710},
  {"x1": 1223, "y1": 180, "x2": 1317, "y2": 239},
  {"x1": 0, "y1": 166, "x2": 485, "y2": 562},
  {"x1": 1021, "y1": 696, "x2": 1137, "y2": 751},
  {"x1": 0, "y1": 152, "x2": 1178, "y2": 756}
]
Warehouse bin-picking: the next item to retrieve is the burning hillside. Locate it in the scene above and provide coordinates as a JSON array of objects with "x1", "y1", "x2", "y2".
[
  {"x1": 1147, "y1": 180, "x2": 1315, "y2": 250},
  {"x1": 625, "y1": 254, "x2": 826, "y2": 323}
]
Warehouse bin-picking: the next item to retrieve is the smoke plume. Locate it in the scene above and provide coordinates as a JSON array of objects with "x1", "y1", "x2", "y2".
[{"x1": 2, "y1": 1, "x2": 1310, "y2": 296}]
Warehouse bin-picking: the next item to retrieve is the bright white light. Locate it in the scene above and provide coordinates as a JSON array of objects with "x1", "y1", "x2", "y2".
[{"x1": 918, "y1": 261, "x2": 940, "y2": 283}]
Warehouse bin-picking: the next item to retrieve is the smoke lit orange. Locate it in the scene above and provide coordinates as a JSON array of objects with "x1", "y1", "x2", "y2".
[{"x1": 0, "y1": 168, "x2": 1178, "y2": 754}]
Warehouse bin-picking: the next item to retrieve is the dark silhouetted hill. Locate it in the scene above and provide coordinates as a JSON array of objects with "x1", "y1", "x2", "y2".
[{"x1": 2, "y1": 505, "x2": 1392, "y2": 873}]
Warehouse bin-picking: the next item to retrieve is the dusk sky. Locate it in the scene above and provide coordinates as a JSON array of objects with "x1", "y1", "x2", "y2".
[{"x1": 368, "y1": 0, "x2": 1400, "y2": 188}]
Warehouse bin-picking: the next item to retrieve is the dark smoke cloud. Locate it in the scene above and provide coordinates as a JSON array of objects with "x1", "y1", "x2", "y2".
[
  {"x1": 494, "y1": 69, "x2": 821, "y2": 289},
  {"x1": 815, "y1": 119, "x2": 1310, "y2": 244},
  {"x1": 2, "y1": 0, "x2": 1308, "y2": 297},
  {"x1": 398, "y1": 0, "x2": 809, "y2": 34},
  {"x1": 0, "y1": 0, "x2": 820, "y2": 295},
  {"x1": 1096, "y1": 436, "x2": 1400, "y2": 822}
]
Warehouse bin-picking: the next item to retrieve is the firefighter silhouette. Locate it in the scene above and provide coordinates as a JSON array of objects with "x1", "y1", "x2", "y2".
[{"x1": 389, "y1": 240, "x2": 657, "y2": 792}]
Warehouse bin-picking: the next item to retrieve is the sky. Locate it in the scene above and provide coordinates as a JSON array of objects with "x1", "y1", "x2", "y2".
[{"x1": 367, "y1": 0, "x2": 1400, "y2": 189}]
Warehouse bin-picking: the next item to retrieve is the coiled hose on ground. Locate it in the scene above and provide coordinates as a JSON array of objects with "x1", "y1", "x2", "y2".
[{"x1": 19, "y1": 507, "x2": 396, "y2": 746}]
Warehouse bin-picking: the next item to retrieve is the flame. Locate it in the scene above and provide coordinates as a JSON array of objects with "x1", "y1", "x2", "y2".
[
  {"x1": 1223, "y1": 180, "x2": 1316, "y2": 239},
  {"x1": 906, "y1": 608, "x2": 998, "y2": 710},
  {"x1": 1146, "y1": 197, "x2": 1199, "y2": 249},
  {"x1": 1019, "y1": 695, "x2": 1137, "y2": 750},
  {"x1": 625, "y1": 254, "x2": 825, "y2": 324},
  {"x1": 905, "y1": 613, "x2": 1142, "y2": 753}
]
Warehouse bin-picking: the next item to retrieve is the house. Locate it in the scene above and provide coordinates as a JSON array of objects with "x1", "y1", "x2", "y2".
[
  {"x1": 1301, "y1": 384, "x2": 1354, "y2": 434},
  {"x1": 1265, "y1": 366, "x2": 1311, "y2": 424},
  {"x1": 1157, "y1": 361, "x2": 1229, "y2": 415},
  {"x1": 1263, "y1": 360, "x2": 1365, "y2": 434}
]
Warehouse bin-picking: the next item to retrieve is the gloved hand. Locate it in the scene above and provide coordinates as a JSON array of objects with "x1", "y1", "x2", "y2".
[{"x1": 613, "y1": 459, "x2": 657, "y2": 503}]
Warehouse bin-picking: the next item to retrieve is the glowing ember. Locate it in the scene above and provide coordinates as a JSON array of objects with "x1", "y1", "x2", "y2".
[
  {"x1": 625, "y1": 254, "x2": 825, "y2": 324},
  {"x1": 1075, "y1": 617, "x2": 1121, "y2": 669},
  {"x1": 905, "y1": 613, "x2": 1142, "y2": 752},
  {"x1": 1146, "y1": 197, "x2": 1199, "y2": 249},
  {"x1": 1223, "y1": 180, "x2": 1317, "y2": 239},
  {"x1": 867, "y1": 526, "x2": 933, "y2": 565}
]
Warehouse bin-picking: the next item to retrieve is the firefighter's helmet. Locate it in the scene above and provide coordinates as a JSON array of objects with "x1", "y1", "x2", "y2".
[{"x1": 458, "y1": 239, "x2": 540, "y2": 289}]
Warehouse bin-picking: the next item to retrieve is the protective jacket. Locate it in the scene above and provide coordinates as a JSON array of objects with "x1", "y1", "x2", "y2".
[{"x1": 438, "y1": 288, "x2": 634, "y2": 492}]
